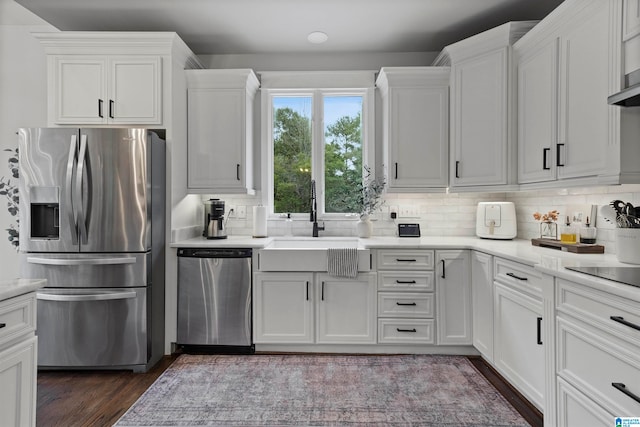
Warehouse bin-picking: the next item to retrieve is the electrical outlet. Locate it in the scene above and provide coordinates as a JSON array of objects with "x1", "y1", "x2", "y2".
[
  {"x1": 399, "y1": 205, "x2": 419, "y2": 218},
  {"x1": 236, "y1": 205, "x2": 247, "y2": 219}
]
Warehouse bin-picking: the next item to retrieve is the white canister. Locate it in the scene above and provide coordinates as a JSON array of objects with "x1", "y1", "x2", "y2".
[{"x1": 615, "y1": 228, "x2": 640, "y2": 264}]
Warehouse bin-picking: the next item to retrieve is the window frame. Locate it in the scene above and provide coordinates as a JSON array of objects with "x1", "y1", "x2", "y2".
[{"x1": 261, "y1": 84, "x2": 374, "y2": 220}]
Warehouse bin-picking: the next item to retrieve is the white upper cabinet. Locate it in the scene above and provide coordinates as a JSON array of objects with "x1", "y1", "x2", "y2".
[
  {"x1": 376, "y1": 67, "x2": 449, "y2": 192},
  {"x1": 515, "y1": 0, "x2": 640, "y2": 188},
  {"x1": 186, "y1": 69, "x2": 259, "y2": 194},
  {"x1": 433, "y1": 22, "x2": 536, "y2": 192},
  {"x1": 35, "y1": 32, "x2": 201, "y2": 128}
]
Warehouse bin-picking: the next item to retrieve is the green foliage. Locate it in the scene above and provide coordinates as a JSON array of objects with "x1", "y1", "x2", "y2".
[{"x1": 0, "y1": 148, "x2": 19, "y2": 249}]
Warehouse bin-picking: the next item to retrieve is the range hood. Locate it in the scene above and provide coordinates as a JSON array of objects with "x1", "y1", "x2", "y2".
[{"x1": 608, "y1": 68, "x2": 640, "y2": 107}]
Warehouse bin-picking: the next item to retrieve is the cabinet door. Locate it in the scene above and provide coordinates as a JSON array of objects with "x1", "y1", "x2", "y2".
[
  {"x1": 557, "y1": 1, "x2": 609, "y2": 180},
  {"x1": 471, "y1": 251, "x2": 493, "y2": 361},
  {"x1": 557, "y1": 377, "x2": 613, "y2": 427},
  {"x1": 109, "y1": 57, "x2": 162, "y2": 124},
  {"x1": 623, "y1": 0, "x2": 640, "y2": 41},
  {"x1": 517, "y1": 39, "x2": 559, "y2": 184},
  {"x1": 494, "y1": 282, "x2": 544, "y2": 410},
  {"x1": 0, "y1": 336, "x2": 37, "y2": 427},
  {"x1": 388, "y1": 86, "x2": 448, "y2": 190},
  {"x1": 187, "y1": 88, "x2": 245, "y2": 190},
  {"x1": 451, "y1": 48, "x2": 508, "y2": 187},
  {"x1": 53, "y1": 57, "x2": 106, "y2": 124},
  {"x1": 316, "y1": 273, "x2": 377, "y2": 344},
  {"x1": 436, "y1": 250, "x2": 471, "y2": 345},
  {"x1": 253, "y1": 272, "x2": 314, "y2": 344}
]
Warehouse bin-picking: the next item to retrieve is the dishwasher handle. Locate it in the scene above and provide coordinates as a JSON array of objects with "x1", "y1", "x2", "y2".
[{"x1": 177, "y1": 248, "x2": 252, "y2": 258}]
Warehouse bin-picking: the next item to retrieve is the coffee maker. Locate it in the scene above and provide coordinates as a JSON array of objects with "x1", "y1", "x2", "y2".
[{"x1": 203, "y1": 198, "x2": 227, "y2": 239}]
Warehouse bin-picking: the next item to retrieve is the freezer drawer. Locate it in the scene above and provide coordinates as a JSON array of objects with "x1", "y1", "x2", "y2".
[
  {"x1": 20, "y1": 253, "x2": 149, "y2": 288},
  {"x1": 36, "y1": 287, "x2": 148, "y2": 368}
]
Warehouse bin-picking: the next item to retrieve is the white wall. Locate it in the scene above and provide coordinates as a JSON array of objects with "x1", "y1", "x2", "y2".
[{"x1": 0, "y1": 0, "x2": 55, "y2": 277}]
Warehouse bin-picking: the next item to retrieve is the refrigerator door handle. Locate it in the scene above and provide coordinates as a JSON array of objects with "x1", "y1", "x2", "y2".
[
  {"x1": 76, "y1": 134, "x2": 88, "y2": 244},
  {"x1": 37, "y1": 290, "x2": 137, "y2": 302},
  {"x1": 65, "y1": 134, "x2": 79, "y2": 245},
  {"x1": 27, "y1": 256, "x2": 136, "y2": 266}
]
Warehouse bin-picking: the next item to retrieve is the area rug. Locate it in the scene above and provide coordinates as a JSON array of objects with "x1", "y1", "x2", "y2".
[{"x1": 114, "y1": 354, "x2": 530, "y2": 426}]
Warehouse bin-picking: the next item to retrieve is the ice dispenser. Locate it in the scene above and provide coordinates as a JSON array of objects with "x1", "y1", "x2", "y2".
[{"x1": 29, "y1": 186, "x2": 59, "y2": 239}]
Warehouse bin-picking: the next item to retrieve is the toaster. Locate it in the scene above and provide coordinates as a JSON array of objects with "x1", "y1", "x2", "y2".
[{"x1": 476, "y1": 202, "x2": 517, "y2": 239}]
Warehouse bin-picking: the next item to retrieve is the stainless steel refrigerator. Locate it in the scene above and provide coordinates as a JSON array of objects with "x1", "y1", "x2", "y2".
[{"x1": 18, "y1": 128, "x2": 165, "y2": 372}]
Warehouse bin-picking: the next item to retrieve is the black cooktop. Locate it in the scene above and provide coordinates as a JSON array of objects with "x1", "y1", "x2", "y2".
[{"x1": 566, "y1": 266, "x2": 640, "y2": 288}]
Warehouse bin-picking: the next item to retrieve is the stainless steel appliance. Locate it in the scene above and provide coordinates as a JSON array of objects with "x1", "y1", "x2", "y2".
[
  {"x1": 565, "y1": 266, "x2": 640, "y2": 288},
  {"x1": 18, "y1": 128, "x2": 166, "y2": 372},
  {"x1": 177, "y1": 248, "x2": 253, "y2": 353},
  {"x1": 203, "y1": 198, "x2": 227, "y2": 239}
]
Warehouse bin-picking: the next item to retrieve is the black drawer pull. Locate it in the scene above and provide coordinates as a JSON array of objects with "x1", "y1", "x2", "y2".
[
  {"x1": 506, "y1": 272, "x2": 528, "y2": 281},
  {"x1": 397, "y1": 328, "x2": 417, "y2": 333},
  {"x1": 396, "y1": 280, "x2": 417, "y2": 284},
  {"x1": 610, "y1": 316, "x2": 640, "y2": 331},
  {"x1": 396, "y1": 259, "x2": 416, "y2": 262},
  {"x1": 396, "y1": 302, "x2": 417, "y2": 306},
  {"x1": 0, "y1": 323, "x2": 6, "y2": 329},
  {"x1": 612, "y1": 382, "x2": 640, "y2": 404},
  {"x1": 537, "y1": 317, "x2": 543, "y2": 345}
]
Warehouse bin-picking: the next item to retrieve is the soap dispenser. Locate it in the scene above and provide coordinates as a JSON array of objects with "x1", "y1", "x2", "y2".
[
  {"x1": 284, "y1": 213, "x2": 293, "y2": 237},
  {"x1": 560, "y1": 216, "x2": 577, "y2": 244}
]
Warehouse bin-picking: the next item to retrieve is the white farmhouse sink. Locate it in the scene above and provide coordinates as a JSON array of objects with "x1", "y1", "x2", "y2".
[
  {"x1": 266, "y1": 237, "x2": 359, "y2": 249},
  {"x1": 259, "y1": 237, "x2": 370, "y2": 272}
]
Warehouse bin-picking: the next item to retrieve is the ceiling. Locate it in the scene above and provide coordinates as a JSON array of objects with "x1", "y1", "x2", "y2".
[{"x1": 13, "y1": 0, "x2": 565, "y2": 55}]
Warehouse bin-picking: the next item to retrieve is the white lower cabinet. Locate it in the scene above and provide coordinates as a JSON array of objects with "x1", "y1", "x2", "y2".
[
  {"x1": 471, "y1": 251, "x2": 493, "y2": 361},
  {"x1": 557, "y1": 377, "x2": 613, "y2": 427},
  {"x1": 436, "y1": 250, "x2": 472, "y2": 345},
  {"x1": 0, "y1": 292, "x2": 38, "y2": 427},
  {"x1": 556, "y1": 278, "x2": 640, "y2": 421},
  {"x1": 493, "y1": 257, "x2": 545, "y2": 411},
  {"x1": 253, "y1": 272, "x2": 376, "y2": 345}
]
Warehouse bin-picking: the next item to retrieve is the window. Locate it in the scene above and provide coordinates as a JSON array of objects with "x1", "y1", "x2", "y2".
[{"x1": 266, "y1": 89, "x2": 371, "y2": 217}]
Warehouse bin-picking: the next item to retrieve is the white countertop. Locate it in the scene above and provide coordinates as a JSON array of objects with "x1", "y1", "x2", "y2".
[{"x1": 0, "y1": 278, "x2": 47, "y2": 301}]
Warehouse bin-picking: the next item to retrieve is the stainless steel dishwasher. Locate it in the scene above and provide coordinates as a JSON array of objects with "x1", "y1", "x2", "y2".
[{"x1": 177, "y1": 248, "x2": 254, "y2": 353}]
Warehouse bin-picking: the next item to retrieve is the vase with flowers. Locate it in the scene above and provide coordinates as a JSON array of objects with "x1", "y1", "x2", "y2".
[
  {"x1": 533, "y1": 210, "x2": 559, "y2": 240},
  {"x1": 356, "y1": 166, "x2": 386, "y2": 238}
]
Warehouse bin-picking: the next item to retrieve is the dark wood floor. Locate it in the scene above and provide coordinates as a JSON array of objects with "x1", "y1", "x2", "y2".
[{"x1": 36, "y1": 355, "x2": 542, "y2": 427}]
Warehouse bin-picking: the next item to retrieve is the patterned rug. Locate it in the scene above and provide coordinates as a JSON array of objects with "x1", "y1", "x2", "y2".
[{"x1": 114, "y1": 354, "x2": 530, "y2": 426}]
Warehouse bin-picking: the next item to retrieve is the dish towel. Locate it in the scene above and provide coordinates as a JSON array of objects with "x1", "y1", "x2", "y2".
[{"x1": 327, "y1": 248, "x2": 359, "y2": 278}]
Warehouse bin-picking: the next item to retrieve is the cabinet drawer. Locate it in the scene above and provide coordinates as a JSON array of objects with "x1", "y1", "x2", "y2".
[
  {"x1": 378, "y1": 318, "x2": 435, "y2": 344},
  {"x1": 376, "y1": 250, "x2": 434, "y2": 270},
  {"x1": 377, "y1": 271, "x2": 434, "y2": 292},
  {"x1": 378, "y1": 292, "x2": 435, "y2": 318},
  {"x1": 494, "y1": 257, "x2": 543, "y2": 296},
  {"x1": 557, "y1": 278, "x2": 640, "y2": 347},
  {"x1": 0, "y1": 293, "x2": 36, "y2": 348},
  {"x1": 557, "y1": 377, "x2": 613, "y2": 427},
  {"x1": 558, "y1": 317, "x2": 640, "y2": 416}
]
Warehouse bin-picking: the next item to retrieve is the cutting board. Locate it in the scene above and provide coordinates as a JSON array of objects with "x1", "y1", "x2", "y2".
[{"x1": 531, "y1": 238, "x2": 605, "y2": 253}]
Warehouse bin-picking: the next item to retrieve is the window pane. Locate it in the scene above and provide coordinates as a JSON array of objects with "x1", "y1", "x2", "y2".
[
  {"x1": 272, "y1": 96, "x2": 312, "y2": 214},
  {"x1": 324, "y1": 96, "x2": 363, "y2": 214}
]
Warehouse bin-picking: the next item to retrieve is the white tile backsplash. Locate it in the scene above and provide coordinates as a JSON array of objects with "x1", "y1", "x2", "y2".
[{"x1": 199, "y1": 184, "x2": 640, "y2": 254}]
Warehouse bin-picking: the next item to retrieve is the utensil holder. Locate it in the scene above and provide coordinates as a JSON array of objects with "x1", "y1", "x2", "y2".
[{"x1": 615, "y1": 228, "x2": 640, "y2": 264}]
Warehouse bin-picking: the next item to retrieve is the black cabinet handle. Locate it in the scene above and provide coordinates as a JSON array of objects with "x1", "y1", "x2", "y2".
[
  {"x1": 236, "y1": 164, "x2": 241, "y2": 181},
  {"x1": 612, "y1": 383, "x2": 640, "y2": 404},
  {"x1": 610, "y1": 316, "x2": 640, "y2": 331},
  {"x1": 506, "y1": 272, "x2": 528, "y2": 281},
  {"x1": 543, "y1": 148, "x2": 550, "y2": 170},
  {"x1": 537, "y1": 317, "x2": 543, "y2": 345},
  {"x1": 455, "y1": 161, "x2": 460, "y2": 178},
  {"x1": 396, "y1": 302, "x2": 417, "y2": 306},
  {"x1": 306, "y1": 281, "x2": 309, "y2": 301},
  {"x1": 109, "y1": 100, "x2": 115, "y2": 119},
  {"x1": 395, "y1": 162, "x2": 398, "y2": 180},
  {"x1": 556, "y1": 143, "x2": 565, "y2": 167},
  {"x1": 321, "y1": 281, "x2": 325, "y2": 301},
  {"x1": 441, "y1": 259, "x2": 446, "y2": 279},
  {"x1": 396, "y1": 280, "x2": 417, "y2": 284},
  {"x1": 397, "y1": 328, "x2": 417, "y2": 333},
  {"x1": 98, "y1": 99, "x2": 103, "y2": 118},
  {"x1": 0, "y1": 323, "x2": 6, "y2": 329},
  {"x1": 396, "y1": 259, "x2": 416, "y2": 262}
]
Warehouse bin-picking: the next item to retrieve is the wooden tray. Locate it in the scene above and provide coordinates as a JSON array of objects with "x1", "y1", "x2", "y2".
[{"x1": 531, "y1": 238, "x2": 605, "y2": 254}]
